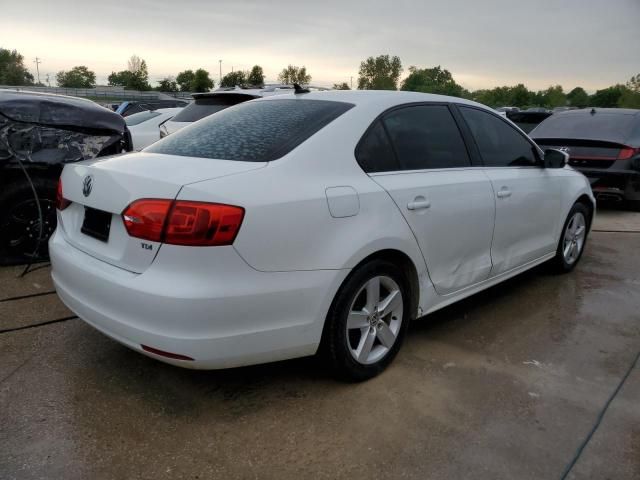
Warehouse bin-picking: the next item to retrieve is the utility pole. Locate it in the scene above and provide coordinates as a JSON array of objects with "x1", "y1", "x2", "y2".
[
  {"x1": 219, "y1": 59, "x2": 222, "y2": 84},
  {"x1": 33, "y1": 57, "x2": 42, "y2": 84},
  {"x1": 45, "y1": 73, "x2": 50, "y2": 87},
  {"x1": 350, "y1": 76, "x2": 353, "y2": 89}
]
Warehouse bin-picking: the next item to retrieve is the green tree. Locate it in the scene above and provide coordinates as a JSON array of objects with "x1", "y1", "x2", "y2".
[
  {"x1": 400, "y1": 65, "x2": 463, "y2": 97},
  {"x1": 333, "y1": 82, "x2": 350, "y2": 90},
  {"x1": 157, "y1": 77, "x2": 179, "y2": 92},
  {"x1": 627, "y1": 73, "x2": 640, "y2": 93},
  {"x1": 590, "y1": 85, "x2": 626, "y2": 107},
  {"x1": 278, "y1": 65, "x2": 311, "y2": 85},
  {"x1": 108, "y1": 55, "x2": 151, "y2": 90},
  {"x1": 55, "y1": 65, "x2": 96, "y2": 88},
  {"x1": 567, "y1": 87, "x2": 589, "y2": 108},
  {"x1": 509, "y1": 84, "x2": 532, "y2": 107},
  {"x1": 618, "y1": 73, "x2": 640, "y2": 108},
  {"x1": 191, "y1": 68, "x2": 214, "y2": 92},
  {"x1": 246, "y1": 65, "x2": 265, "y2": 86},
  {"x1": 0, "y1": 48, "x2": 34, "y2": 85},
  {"x1": 220, "y1": 70, "x2": 246, "y2": 88},
  {"x1": 538, "y1": 85, "x2": 566, "y2": 108},
  {"x1": 358, "y1": 55, "x2": 402, "y2": 90},
  {"x1": 176, "y1": 70, "x2": 195, "y2": 91}
]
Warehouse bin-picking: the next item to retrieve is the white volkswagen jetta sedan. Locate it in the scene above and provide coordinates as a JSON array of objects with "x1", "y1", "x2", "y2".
[{"x1": 50, "y1": 91, "x2": 594, "y2": 380}]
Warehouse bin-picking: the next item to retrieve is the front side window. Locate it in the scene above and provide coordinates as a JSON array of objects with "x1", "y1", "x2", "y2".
[
  {"x1": 381, "y1": 105, "x2": 471, "y2": 170},
  {"x1": 146, "y1": 99, "x2": 354, "y2": 161},
  {"x1": 460, "y1": 107, "x2": 538, "y2": 167}
]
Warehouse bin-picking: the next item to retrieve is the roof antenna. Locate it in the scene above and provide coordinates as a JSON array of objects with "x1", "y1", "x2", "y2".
[
  {"x1": 590, "y1": 108, "x2": 596, "y2": 115},
  {"x1": 293, "y1": 83, "x2": 310, "y2": 94}
]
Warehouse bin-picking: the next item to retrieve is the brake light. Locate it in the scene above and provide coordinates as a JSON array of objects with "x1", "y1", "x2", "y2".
[
  {"x1": 56, "y1": 178, "x2": 71, "y2": 210},
  {"x1": 122, "y1": 199, "x2": 244, "y2": 246},
  {"x1": 122, "y1": 199, "x2": 172, "y2": 242},
  {"x1": 618, "y1": 147, "x2": 640, "y2": 160}
]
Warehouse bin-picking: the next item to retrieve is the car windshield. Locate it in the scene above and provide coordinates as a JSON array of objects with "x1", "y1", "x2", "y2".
[
  {"x1": 146, "y1": 98, "x2": 354, "y2": 161},
  {"x1": 125, "y1": 110, "x2": 162, "y2": 126},
  {"x1": 171, "y1": 94, "x2": 257, "y2": 123},
  {"x1": 531, "y1": 112, "x2": 639, "y2": 143}
]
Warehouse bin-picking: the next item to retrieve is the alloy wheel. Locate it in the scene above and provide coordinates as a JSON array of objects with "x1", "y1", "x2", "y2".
[
  {"x1": 563, "y1": 211, "x2": 586, "y2": 265},
  {"x1": 346, "y1": 275, "x2": 403, "y2": 365}
]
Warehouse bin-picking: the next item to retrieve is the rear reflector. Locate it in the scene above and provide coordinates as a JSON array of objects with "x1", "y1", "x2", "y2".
[
  {"x1": 141, "y1": 344, "x2": 194, "y2": 361},
  {"x1": 618, "y1": 147, "x2": 640, "y2": 160},
  {"x1": 122, "y1": 199, "x2": 244, "y2": 246},
  {"x1": 56, "y1": 178, "x2": 71, "y2": 210}
]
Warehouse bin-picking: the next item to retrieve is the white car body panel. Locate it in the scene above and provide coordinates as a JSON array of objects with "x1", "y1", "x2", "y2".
[
  {"x1": 371, "y1": 168, "x2": 495, "y2": 295},
  {"x1": 127, "y1": 108, "x2": 183, "y2": 150},
  {"x1": 50, "y1": 90, "x2": 595, "y2": 369}
]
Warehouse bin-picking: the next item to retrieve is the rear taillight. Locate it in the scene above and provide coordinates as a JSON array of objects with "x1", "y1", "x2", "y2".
[
  {"x1": 122, "y1": 199, "x2": 244, "y2": 246},
  {"x1": 122, "y1": 199, "x2": 172, "y2": 242},
  {"x1": 56, "y1": 178, "x2": 71, "y2": 210},
  {"x1": 617, "y1": 147, "x2": 640, "y2": 160}
]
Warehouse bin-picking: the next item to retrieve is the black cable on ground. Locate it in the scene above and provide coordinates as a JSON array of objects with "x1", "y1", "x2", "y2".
[
  {"x1": 560, "y1": 348, "x2": 640, "y2": 479},
  {"x1": 0, "y1": 315, "x2": 77, "y2": 334},
  {"x1": 0, "y1": 290, "x2": 56, "y2": 303}
]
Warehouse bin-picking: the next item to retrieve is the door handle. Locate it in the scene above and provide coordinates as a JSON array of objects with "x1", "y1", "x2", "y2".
[
  {"x1": 407, "y1": 198, "x2": 431, "y2": 210},
  {"x1": 496, "y1": 188, "x2": 512, "y2": 199}
]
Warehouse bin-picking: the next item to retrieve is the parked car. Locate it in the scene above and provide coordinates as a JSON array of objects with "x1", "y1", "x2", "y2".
[
  {"x1": 51, "y1": 91, "x2": 594, "y2": 380},
  {"x1": 126, "y1": 107, "x2": 183, "y2": 150},
  {"x1": 531, "y1": 108, "x2": 640, "y2": 209},
  {"x1": 496, "y1": 106, "x2": 520, "y2": 113},
  {"x1": 161, "y1": 86, "x2": 295, "y2": 137},
  {"x1": 116, "y1": 99, "x2": 188, "y2": 117},
  {"x1": 0, "y1": 90, "x2": 132, "y2": 265},
  {"x1": 506, "y1": 110, "x2": 553, "y2": 133}
]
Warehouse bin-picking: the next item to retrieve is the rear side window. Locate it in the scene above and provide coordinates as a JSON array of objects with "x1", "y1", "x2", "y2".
[
  {"x1": 172, "y1": 95, "x2": 257, "y2": 123},
  {"x1": 146, "y1": 99, "x2": 354, "y2": 161},
  {"x1": 125, "y1": 110, "x2": 161, "y2": 126},
  {"x1": 356, "y1": 121, "x2": 399, "y2": 172},
  {"x1": 382, "y1": 105, "x2": 471, "y2": 170},
  {"x1": 460, "y1": 107, "x2": 537, "y2": 167}
]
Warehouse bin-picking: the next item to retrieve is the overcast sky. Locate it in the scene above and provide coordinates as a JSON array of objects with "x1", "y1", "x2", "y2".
[{"x1": 2, "y1": 0, "x2": 638, "y2": 91}]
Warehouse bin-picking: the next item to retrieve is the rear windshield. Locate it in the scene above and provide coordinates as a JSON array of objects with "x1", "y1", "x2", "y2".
[
  {"x1": 125, "y1": 110, "x2": 161, "y2": 126},
  {"x1": 171, "y1": 95, "x2": 257, "y2": 123},
  {"x1": 531, "y1": 112, "x2": 639, "y2": 143},
  {"x1": 146, "y1": 99, "x2": 354, "y2": 161}
]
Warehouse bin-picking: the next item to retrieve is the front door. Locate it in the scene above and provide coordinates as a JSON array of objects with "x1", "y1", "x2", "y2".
[{"x1": 458, "y1": 106, "x2": 563, "y2": 274}]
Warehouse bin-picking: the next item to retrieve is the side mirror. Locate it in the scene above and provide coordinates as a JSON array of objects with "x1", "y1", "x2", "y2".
[{"x1": 543, "y1": 148, "x2": 569, "y2": 169}]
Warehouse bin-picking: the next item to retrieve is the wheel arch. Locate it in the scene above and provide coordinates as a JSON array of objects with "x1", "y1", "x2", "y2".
[{"x1": 574, "y1": 193, "x2": 595, "y2": 231}]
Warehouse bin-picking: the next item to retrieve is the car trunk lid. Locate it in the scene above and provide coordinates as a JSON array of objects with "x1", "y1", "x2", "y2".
[{"x1": 58, "y1": 152, "x2": 265, "y2": 273}]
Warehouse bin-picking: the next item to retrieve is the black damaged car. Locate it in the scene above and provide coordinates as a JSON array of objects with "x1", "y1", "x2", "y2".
[
  {"x1": 0, "y1": 90, "x2": 132, "y2": 265},
  {"x1": 531, "y1": 108, "x2": 640, "y2": 210}
]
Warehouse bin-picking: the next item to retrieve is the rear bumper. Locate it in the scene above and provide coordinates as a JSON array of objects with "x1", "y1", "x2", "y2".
[
  {"x1": 49, "y1": 230, "x2": 349, "y2": 369},
  {"x1": 579, "y1": 169, "x2": 640, "y2": 201}
]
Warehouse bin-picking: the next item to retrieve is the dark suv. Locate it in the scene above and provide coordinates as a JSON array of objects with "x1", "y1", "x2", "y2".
[{"x1": 531, "y1": 108, "x2": 640, "y2": 209}]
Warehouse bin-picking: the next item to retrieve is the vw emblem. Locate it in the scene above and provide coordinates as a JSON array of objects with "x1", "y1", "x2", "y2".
[
  {"x1": 559, "y1": 147, "x2": 571, "y2": 154},
  {"x1": 82, "y1": 175, "x2": 94, "y2": 197}
]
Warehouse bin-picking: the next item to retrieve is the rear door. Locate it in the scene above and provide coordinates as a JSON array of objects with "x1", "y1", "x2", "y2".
[
  {"x1": 458, "y1": 106, "x2": 564, "y2": 275},
  {"x1": 360, "y1": 104, "x2": 495, "y2": 295}
]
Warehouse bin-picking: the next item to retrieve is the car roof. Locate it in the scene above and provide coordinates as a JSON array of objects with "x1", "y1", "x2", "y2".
[
  {"x1": 258, "y1": 89, "x2": 488, "y2": 111},
  {"x1": 557, "y1": 107, "x2": 640, "y2": 116}
]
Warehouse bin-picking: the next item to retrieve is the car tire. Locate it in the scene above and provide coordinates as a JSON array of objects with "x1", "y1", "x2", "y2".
[
  {"x1": 0, "y1": 176, "x2": 58, "y2": 266},
  {"x1": 551, "y1": 202, "x2": 590, "y2": 273},
  {"x1": 321, "y1": 259, "x2": 411, "y2": 381}
]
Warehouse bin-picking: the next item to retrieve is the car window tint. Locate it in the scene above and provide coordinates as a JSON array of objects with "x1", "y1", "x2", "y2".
[
  {"x1": 355, "y1": 121, "x2": 399, "y2": 172},
  {"x1": 172, "y1": 95, "x2": 257, "y2": 122},
  {"x1": 381, "y1": 105, "x2": 470, "y2": 170},
  {"x1": 460, "y1": 107, "x2": 537, "y2": 167},
  {"x1": 125, "y1": 110, "x2": 161, "y2": 126},
  {"x1": 146, "y1": 99, "x2": 354, "y2": 161}
]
